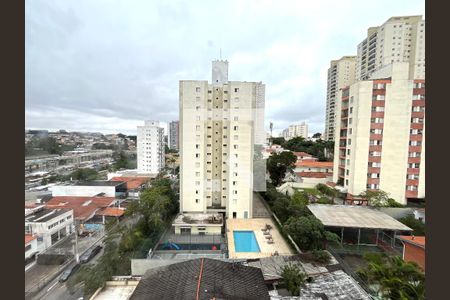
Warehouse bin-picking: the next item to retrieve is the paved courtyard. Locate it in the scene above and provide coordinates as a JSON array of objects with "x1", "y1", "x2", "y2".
[{"x1": 226, "y1": 218, "x2": 293, "y2": 259}]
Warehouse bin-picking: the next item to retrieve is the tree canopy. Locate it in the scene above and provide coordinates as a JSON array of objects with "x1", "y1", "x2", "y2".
[
  {"x1": 357, "y1": 253, "x2": 425, "y2": 299},
  {"x1": 267, "y1": 151, "x2": 297, "y2": 186},
  {"x1": 281, "y1": 264, "x2": 307, "y2": 296},
  {"x1": 359, "y1": 190, "x2": 404, "y2": 207}
]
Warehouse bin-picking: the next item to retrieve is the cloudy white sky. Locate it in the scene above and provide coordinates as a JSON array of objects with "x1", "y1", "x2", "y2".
[{"x1": 25, "y1": 0, "x2": 424, "y2": 136}]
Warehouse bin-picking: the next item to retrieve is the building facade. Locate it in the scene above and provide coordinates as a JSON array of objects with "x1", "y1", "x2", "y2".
[
  {"x1": 169, "y1": 121, "x2": 180, "y2": 151},
  {"x1": 137, "y1": 120, "x2": 165, "y2": 174},
  {"x1": 324, "y1": 56, "x2": 357, "y2": 141},
  {"x1": 332, "y1": 63, "x2": 425, "y2": 204},
  {"x1": 25, "y1": 206, "x2": 74, "y2": 251},
  {"x1": 356, "y1": 15, "x2": 425, "y2": 81},
  {"x1": 281, "y1": 122, "x2": 309, "y2": 140},
  {"x1": 179, "y1": 60, "x2": 265, "y2": 219}
]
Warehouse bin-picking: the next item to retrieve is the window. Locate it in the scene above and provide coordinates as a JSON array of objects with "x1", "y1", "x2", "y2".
[
  {"x1": 367, "y1": 184, "x2": 380, "y2": 189},
  {"x1": 406, "y1": 185, "x2": 418, "y2": 191},
  {"x1": 371, "y1": 118, "x2": 384, "y2": 123},
  {"x1": 195, "y1": 199, "x2": 199, "y2": 203},
  {"x1": 347, "y1": 139, "x2": 351, "y2": 145},
  {"x1": 234, "y1": 116, "x2": 239, "y2": 121},
  {"x1": 370, "y1": 129, "x2": 383, "y2": 134},
  {"x1": 195, "y1": 153, "x2": 200, "y2": 158},
  {"x1": 196, "y1": 87, "x2": 201, "y2": 92},
  {"x1": 195, "y1": 162, "x2": 200, "y2": 167},
  {"x1": 407, "y1": 174, "x2": 419, "y2": 180},
  {"x1": 196, "y1": 106, "x2": 200, "y2": 111},
  {"x1": 196, "y1": 172, "x2": 200, "y2": 177},
  {"x1": 234, "y1": 88, "x2": 239, "y2": 92},
  {"x1": 233, "y1": 135, "x2": 238, "y2": 140},
  {"x1": 412, "y1": 106, "x2": 425, "y2": 112},
  {"x1": 372, "y1": 106, "x2": 385, "y2": 112},
  {"x1": 411, "y1": 117, "x2": 424, "y2": 124},
  {"x1": 369, "y1": 140, "x2": 382, "y2": 146},
  {"x1": 409, "y1": 140, "x2": 422, "y2": 146},
  {"x1": 369, "y1": 151, "x2": 382, "y2": 157},
  {"x1": 349, "y1": 118, "x2": 352, "y2": 124},
  {"x1": 410, "y1": 129, "x2": 423, "y2": 135},
  {"x1": 347, "y1": 149, "x2": 351, "y2": 155},
  {"x1": 409, "y1": 152, "x2": 421, "y2": 157},
  {"x1": 234, "y1": 126, "x2": 238, "y2": 130},
  {"x1": 368, "y1": 173, "x2": 380, "y2": 178},
  {"x1": 408, "y1": 163, "x2": 420, "y2": 168},
  {"x1": 233, "y1": 172, "x2": 238, "y2": 177}
]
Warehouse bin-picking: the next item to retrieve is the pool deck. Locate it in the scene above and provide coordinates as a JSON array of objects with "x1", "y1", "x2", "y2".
[{"x1": 227, "y1": 218, "x2": 294, "y2": 259}]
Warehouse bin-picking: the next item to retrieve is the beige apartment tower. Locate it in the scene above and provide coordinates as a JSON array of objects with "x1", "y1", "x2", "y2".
[
  {"x1": 324, "y1": 56, "x2": 357, "y2": 141},
  {"x1": 356, "y1": 15, "x2": 425, "y2": 81},
  {"x1": 179, "y1": 60, "x2": 265, "y2": 219},
  {"x1": 333, "y1": 63, "x2": 425, "y2": 204}
]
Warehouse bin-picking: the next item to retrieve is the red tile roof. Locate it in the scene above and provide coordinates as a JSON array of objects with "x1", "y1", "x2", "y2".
[
  {"x1": 45, "y1": 196, "x2": 116, "y2": 221},
  {"x1": 296, "y1": 172, "x2": 333, "y2": 178},
  {"x1": 398, "y1": 236, "x2": 426, "y2": 248},
  {"x1": 95, "y1": 207, "x2": 125, "y2": 217},
  {"x1": 110, "y1": 176, "x2": 150, "y2": 190},
  {"x1": 295, "y1": 161, "x2": 333, "y2": 168},
  {"x1": 25, "y1": 234, "x2": 36, "y2": 245}
]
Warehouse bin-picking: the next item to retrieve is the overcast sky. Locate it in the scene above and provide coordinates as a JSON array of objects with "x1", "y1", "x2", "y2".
[{"x1": 25, "y1": 0, "x2": 424, "y2": 136}]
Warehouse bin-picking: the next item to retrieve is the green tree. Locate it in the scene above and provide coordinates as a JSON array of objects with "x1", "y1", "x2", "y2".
[
  {"x1": 267, "y1": 151, "x2": 297, "y2": 186},
  {"x1": 280, "y1": 264, "x2": 307, "y2": 296},
  {"x1": 398, "y1": 215, "x2": 425, "y2": 236},
  {"x1": 291, "y1": 190, "x2": 309, "y2": 206},
  {"x1": 69, "y1": 168, "x2": 99, "y2": 181},
  {"x1": 359, "y1": 190, "x2": 391, "y2": 207},
  {"x1": 270, "y1": 137, "x2": 285, "y2": 145},
  {"x1": 357, "y1": 253, "x2": 425, "y2": 299},
  {"x1": 284, "y1": 215, "x2": 339, "y2": 251},
  {"x1": 112, "y1": 151, "x2": 130, "y2": 170},
  {"x1": 312, "y1": 132, "x2": 322, "y2": 139}
]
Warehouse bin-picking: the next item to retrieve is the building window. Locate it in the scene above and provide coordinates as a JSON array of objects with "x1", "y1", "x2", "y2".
[
  {"x1": 234, "y1": 88, "x2": 239, "y2": 92},
  {"x1": 195, "y1": 199, "x2": 199, "y2": 203},
  {"x1": 196, "y1": 87, "x2": 201, "y2": 92},
  {"x1": 196, "y1": 172, "x2": 200, "y2": 177},
  {"x1": 195, "y1": 153, "x2": 200, "y2": 158}
]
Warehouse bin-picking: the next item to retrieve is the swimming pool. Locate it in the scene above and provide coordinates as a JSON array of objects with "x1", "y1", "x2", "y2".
[{"x1": 233, "y1": 231, "x2": 260, "y2": 252}]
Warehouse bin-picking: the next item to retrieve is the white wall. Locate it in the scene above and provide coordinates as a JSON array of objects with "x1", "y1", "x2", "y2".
[{"x1": 50, "y1": 185, "x2": 116, "y2": 197}]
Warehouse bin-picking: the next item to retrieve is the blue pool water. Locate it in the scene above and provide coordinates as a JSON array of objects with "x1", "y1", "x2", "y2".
[{"x1": 233, "y1": 231, "x2": 260, "y2": 252}]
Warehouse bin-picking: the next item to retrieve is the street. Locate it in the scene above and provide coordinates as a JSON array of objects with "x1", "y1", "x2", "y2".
[{"x1": 33, "y1": 247, "x2": 105, "y2": 300}]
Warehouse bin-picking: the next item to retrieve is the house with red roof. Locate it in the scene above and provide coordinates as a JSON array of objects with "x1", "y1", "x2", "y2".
[{"x1": 397, "y1": 235, "x2": 425, "y2": 271}]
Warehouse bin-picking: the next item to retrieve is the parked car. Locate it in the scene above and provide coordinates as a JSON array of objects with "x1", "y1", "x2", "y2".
[
  {"x1": 59, "y1": 263, "x2": 80, "y2": 282},
  {"x1": 80, "y1": 245, "x2": 102, "y2": 264}
]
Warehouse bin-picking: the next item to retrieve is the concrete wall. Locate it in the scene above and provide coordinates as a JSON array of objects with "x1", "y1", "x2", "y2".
[{"x1": 403, "y1": 243, "x2": 425, "y2": 271}]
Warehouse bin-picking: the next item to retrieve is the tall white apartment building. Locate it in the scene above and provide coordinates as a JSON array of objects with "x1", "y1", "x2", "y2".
[
  {"x1": 179, "y1": 60, "x2": 265, "y2": 219},
  {"x1": 281, "y1": 122, "x2": 309, "y2": 140},
  {"x1": 324, "y1": 56, "x2": 357, "y2": 141},
  {"x1": 356, "y1": 15, "x2": 425, "y2": 81},
  {"x1": 137, "y1": 120, "x2": 165, "y2": 174},
  {"x1": 333, "y1": 63, "x2": 425, "y2": 204}
]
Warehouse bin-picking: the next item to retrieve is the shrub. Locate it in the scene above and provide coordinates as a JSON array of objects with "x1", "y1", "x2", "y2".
[{"x1": 312, "y1": 250, "x2": 331, "y2": 264}]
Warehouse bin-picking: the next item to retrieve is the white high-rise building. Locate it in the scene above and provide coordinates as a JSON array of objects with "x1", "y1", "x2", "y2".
[
  {"x1": 179, "y1": 60, "x2": 265, "y2": 219},
  {"x1": 356, "y1": 15, "x2": 425, "y2": 81},
  {"x1": 324, "y1": 56, "x2": 357, "y2": 141},
  {"x1": 137, "y1": 120, "x2": 165, "y2": 174},
  {"x1": 281, "y1": 122, "x2": 308, "y2": 140}
]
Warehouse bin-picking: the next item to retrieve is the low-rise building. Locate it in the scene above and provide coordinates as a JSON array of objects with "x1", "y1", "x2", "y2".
[
  {"x1": 50, "y1": 181, "x2": 127, "y2": 198},
  {"x1": 25, "y1": 206, "x2": 74, "y2": 251},
  {"x1": 397, "y1": 235, "x2": 425, "y2": 271},
  {"x1": 45, "y1": 195, "x2": 117, "y2": 224}
]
